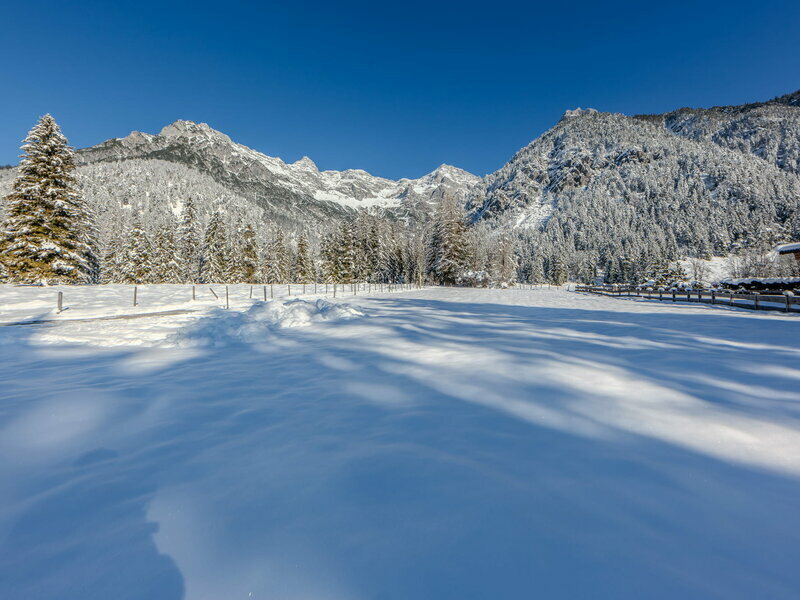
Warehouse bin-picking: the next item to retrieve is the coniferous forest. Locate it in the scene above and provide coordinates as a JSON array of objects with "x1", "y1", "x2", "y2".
[{"x1": 2, "y1": 107, "x2": 799, "y2": 287}]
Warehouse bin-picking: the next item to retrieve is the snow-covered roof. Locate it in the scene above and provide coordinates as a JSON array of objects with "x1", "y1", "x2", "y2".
[{"x1": 776, "y1": 242, "x2": 800, "y2": 254}]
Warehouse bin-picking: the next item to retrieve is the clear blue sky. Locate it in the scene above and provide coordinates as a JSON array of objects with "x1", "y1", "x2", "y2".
[{"x1": 2, "y1": 0, "x2": 799, "y2": 178}]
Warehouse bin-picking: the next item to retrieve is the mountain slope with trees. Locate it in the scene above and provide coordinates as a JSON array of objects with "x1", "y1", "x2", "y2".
[{"x1": 1, "y1": 90, "x2": 799, "y2": 286}]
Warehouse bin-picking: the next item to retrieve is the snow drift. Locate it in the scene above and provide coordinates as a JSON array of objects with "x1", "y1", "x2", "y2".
[{"x1": 168, "y1": 298, "x2": 364, "y2": 347}]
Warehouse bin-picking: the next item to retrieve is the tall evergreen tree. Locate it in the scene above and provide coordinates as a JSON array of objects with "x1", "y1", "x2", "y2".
[
  {"x1": 429, "y1": 194, "x2": 469, "y2": 284},
  {"x1": 293, "y1": 233, "x2": 315, "y2": 283},
  {"x1": 178, "y1": 197, "x2": 201, "y2": 283},
  {"x1": 0, "y1": 114, "x2": 98, "y2": 283},
  {"x1": 152, "y1": 221, "x2": 182, "y2": 283},
  {"x1": 262, "y1": 229, "x2": 290, "y2": 284},
  {"x1": 200, "y1": 211, "x2": 228, "y2": 283},
  {"x1": 120, "y1": 218, "x2": 153, "y2": 284},
  {"x1": 240, "y1": 224, "x2": 259, "y2": 283},
  {"x1": 490, "y1": 234, "x2": 518, "y2": 285}
]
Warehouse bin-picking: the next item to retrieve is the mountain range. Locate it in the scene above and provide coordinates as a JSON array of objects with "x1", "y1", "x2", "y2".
[{"x1": 1, "y1": 90, "x2": 799, "y2": 255}]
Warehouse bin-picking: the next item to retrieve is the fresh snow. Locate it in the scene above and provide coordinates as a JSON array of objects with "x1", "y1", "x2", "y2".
[
  {"x1": 776, "y1": 241, "x2": 800, "y2": 254},
  {"x1": 1, "y1": 286, "x2": 799, "y2": 599}
]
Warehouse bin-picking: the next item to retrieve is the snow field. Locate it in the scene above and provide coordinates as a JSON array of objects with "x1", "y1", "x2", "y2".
[{"x1": 0, "y1": 287, "x2": 799, "y2": 599}]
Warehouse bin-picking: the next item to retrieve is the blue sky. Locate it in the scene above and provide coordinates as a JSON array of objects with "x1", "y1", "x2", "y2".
[{"x1": 2, "y1": 0, "x2": 799, "y2": 178}]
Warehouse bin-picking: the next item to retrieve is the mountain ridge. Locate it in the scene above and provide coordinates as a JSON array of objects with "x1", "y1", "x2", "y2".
[{"x1": 76, "y1": 119, "x2": 483, "y2": 224}]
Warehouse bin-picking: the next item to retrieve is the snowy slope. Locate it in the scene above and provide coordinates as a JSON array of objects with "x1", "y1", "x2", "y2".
[
  {"x1": 472, "y1": 106, "x2": 800, "y2": 231},
  {"x1": 657, "y1": 89, "x2": 800, "y2": 174},
  {"x1": 1, "y1": 287, "x2": 799, "y2": 599},
  {"x1": 74, "y1": 120, "x2": 483, "y2": 224}
]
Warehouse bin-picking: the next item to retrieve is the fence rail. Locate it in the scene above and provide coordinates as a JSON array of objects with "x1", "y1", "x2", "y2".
[{"x1": 575, "y1": 285, "x2": 800, "y2": 314}]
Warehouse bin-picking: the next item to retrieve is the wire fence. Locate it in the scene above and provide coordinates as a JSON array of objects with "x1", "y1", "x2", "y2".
[
  {"x1": 2, "y1": 281, "x2": 426, "y2": 323},
  {"x1": 575, "y1": 285, "x2": 800, "y2": 314}
]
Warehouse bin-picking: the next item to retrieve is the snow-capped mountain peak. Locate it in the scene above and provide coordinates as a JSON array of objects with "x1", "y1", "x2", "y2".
[
  {"x1": 71, "y1": 120, "x2": 482, "y2": 226},
  {"x1": 159, "y1": 120, "x2": 232, "y2": 143}
]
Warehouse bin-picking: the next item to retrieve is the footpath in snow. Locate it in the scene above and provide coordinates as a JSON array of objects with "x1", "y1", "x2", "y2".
[{"x1": 0, "y1": 286, "x2": 799, "y2": 600}]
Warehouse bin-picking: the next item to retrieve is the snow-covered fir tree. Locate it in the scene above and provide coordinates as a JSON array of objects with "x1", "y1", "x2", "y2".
[
  {"x1": 120, "y1": 218, "x2": 153, "y2": 284},
  {"x1": 293, "y1": 233, "x2": 315, "y2": 283},
  {"x1": 200, "y1": 211, "x2": 228, "y2": 283},
  {"x1": 0, "y1": 115, "x2": 98, "y2": 284},
  {"x1": 429, "y1": 194, "x2": 469, "y2": 285},
  {"x1": 261, "y1": 228, "x2": 290, "y2": 284},
  {"x1": 240, "y1": 224, "x2": 259, "y2": 283},
  {"x1": 152, "y1": 221, "x2": 182, "y2": 283},
  {"x1": 178, "y1": 197, "x2": 201, "y2": 283}
]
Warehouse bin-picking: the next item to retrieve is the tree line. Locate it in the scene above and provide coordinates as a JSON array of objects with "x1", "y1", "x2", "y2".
[{"x1": 0, "y1": 115, "x2": 519, "y2": 287}]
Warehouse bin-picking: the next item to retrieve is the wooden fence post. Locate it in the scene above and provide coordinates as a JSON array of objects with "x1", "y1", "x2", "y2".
[
  {"x1": 753, "y1": 293, "x2": 759, "y2": 311},
  {"x1": 288, "y1": 284, "x2": 291, "y2": 296},
  {"x1": 333, "y1": 283, "x2": 337, "y2": 298},
  {"x1": 711, "y1": 290, "x2": 715, "y2": 305},
  {"x1": 786, "y1": 294, "x2": 791, "y2": 313},
  {"x1": 263, "y1": 286, "x2": 267, "y2": 301},
  {"x1": 249, "y1": 286, "x2": 253, "y2": 299},
  {"x1": 192, "y1": 285, "x2": 196, "y2": 300},
  {"x1": 57, "y1": 291, "x2": 63, "y2": 313},
  {"x1": 225, "y1": 285, "x2": 230, "y2": 309},
  {"x1": 271, "y1": 284, "x2": 274, "y2": 299},
  {"x1": 672, "y1": 290, "x2": 676, "y2": 302},
  {"x1": 133, "y1": 286, "x2": 138, "y2": 307}
]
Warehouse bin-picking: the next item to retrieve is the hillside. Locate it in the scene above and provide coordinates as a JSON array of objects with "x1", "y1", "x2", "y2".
[
  {"x1": 2, "y1": 90, "x2": 799, "y2": 285},
  {"x1": 470, "y1": 95, "x2": 800, "y2": 281},
  {"x1": 74, "y1": 120, "x2": 482, "y2": 225}
]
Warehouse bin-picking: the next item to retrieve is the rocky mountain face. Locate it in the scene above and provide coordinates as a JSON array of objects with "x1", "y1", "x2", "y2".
[
  {"x1": 1, "y1": 90, "x2": 798, "y2": 260},
  {"x1": 471, "y1": 91, "x2": 800, "y2": 258},
  {"x1": 655, "y1": 90, "x2": 800, "y2": 174},
  {"x1": 74, "y1": 120, "x2": 482, "y2": 225}
]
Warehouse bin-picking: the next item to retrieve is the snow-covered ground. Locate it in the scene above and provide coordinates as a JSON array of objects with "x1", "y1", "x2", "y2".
[{"x1": 1, "y1": 286, "x2": 799, "y2": 599}]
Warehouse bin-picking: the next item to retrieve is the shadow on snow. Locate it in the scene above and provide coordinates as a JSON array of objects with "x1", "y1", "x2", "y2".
[{"x1": 0, "y1": 295, "x2": 798, "y2": 599}]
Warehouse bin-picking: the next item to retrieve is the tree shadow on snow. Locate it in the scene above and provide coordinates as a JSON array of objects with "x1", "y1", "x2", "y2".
[{"x1": 0, "y1": 295, "x2": 799, "y2": 600}]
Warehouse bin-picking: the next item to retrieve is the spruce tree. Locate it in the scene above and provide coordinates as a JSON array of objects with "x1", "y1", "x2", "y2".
[
  {"x1": 152, "y1": 222, "x2": 182, "y2": 283},
  {"x1": 0, "y1": 114, "x2": 98, "y2": 284},
  {"x1": 261, "y1": 229, "x2": 289, "y2": 284},
  {"x1": 429, "y1": 194, "x2": 469, "y2": 285},
  {"x1": 178, "y1": 197, "x2": 201, "y2": 283},
  {"x1": 293, "y1": 233, "x2": 315, "y2": 283},
  {"x1": 120, "y1": 218, "x2": 153, "y2": 284},
  {"x1": 200, "y1": 211, "x2": 228, "y2": 283},
  {"x1": 240, "y1": 224, "x2": 259, "y2": 282},
  {"x1": 100, "y1": 234, "x2": 122, "y2": 284}
]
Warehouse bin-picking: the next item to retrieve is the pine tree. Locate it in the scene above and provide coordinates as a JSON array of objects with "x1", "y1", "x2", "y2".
[
  {"x1": 178, "y1": 197, "x2": 201, "y2": 283},
  {"x1": 152, "y1": 222, "x2": 182, "y2": 283},
  {"x1": 100, "y1": 234, "x2": 122, "y2": 284},
  {"x1": 200, "y1": 211, "x2": 227, "y2": 283},
  {"x1": 225, "y1": 219, "x2": 246, "y2": 283},
  {"x1": 490, "y1": 234, "x2": 518, "y2": 285},
  {"x1": 335, "y1": 222, "x2": 357, "y2": 283},
  {"x1": 549, "y1": 252, "x2": 568, "y2": 285},
  {"x1": 0, "y1": 114, "x2": 98, "y2": 284},
  {"x1": 240, "y1": 224, "x2": 259, "y2": 282},
  {"x1": 120, "y1": 218, "x2": 153, "y2": 284},
  {"x1": 262, "y1": 229, "x2": 289, "y2": 284},
  {"x1": 293, "y1": 233, "x2": 315, "y2": 283},
  {"x1": 429, "y1": 194, "x2": 469, "y2": 285}
]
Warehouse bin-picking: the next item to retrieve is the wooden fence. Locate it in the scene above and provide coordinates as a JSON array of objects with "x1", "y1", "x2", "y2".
[{"x1": 575, "y1": 285, "x2": 800, "y2": 314}]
